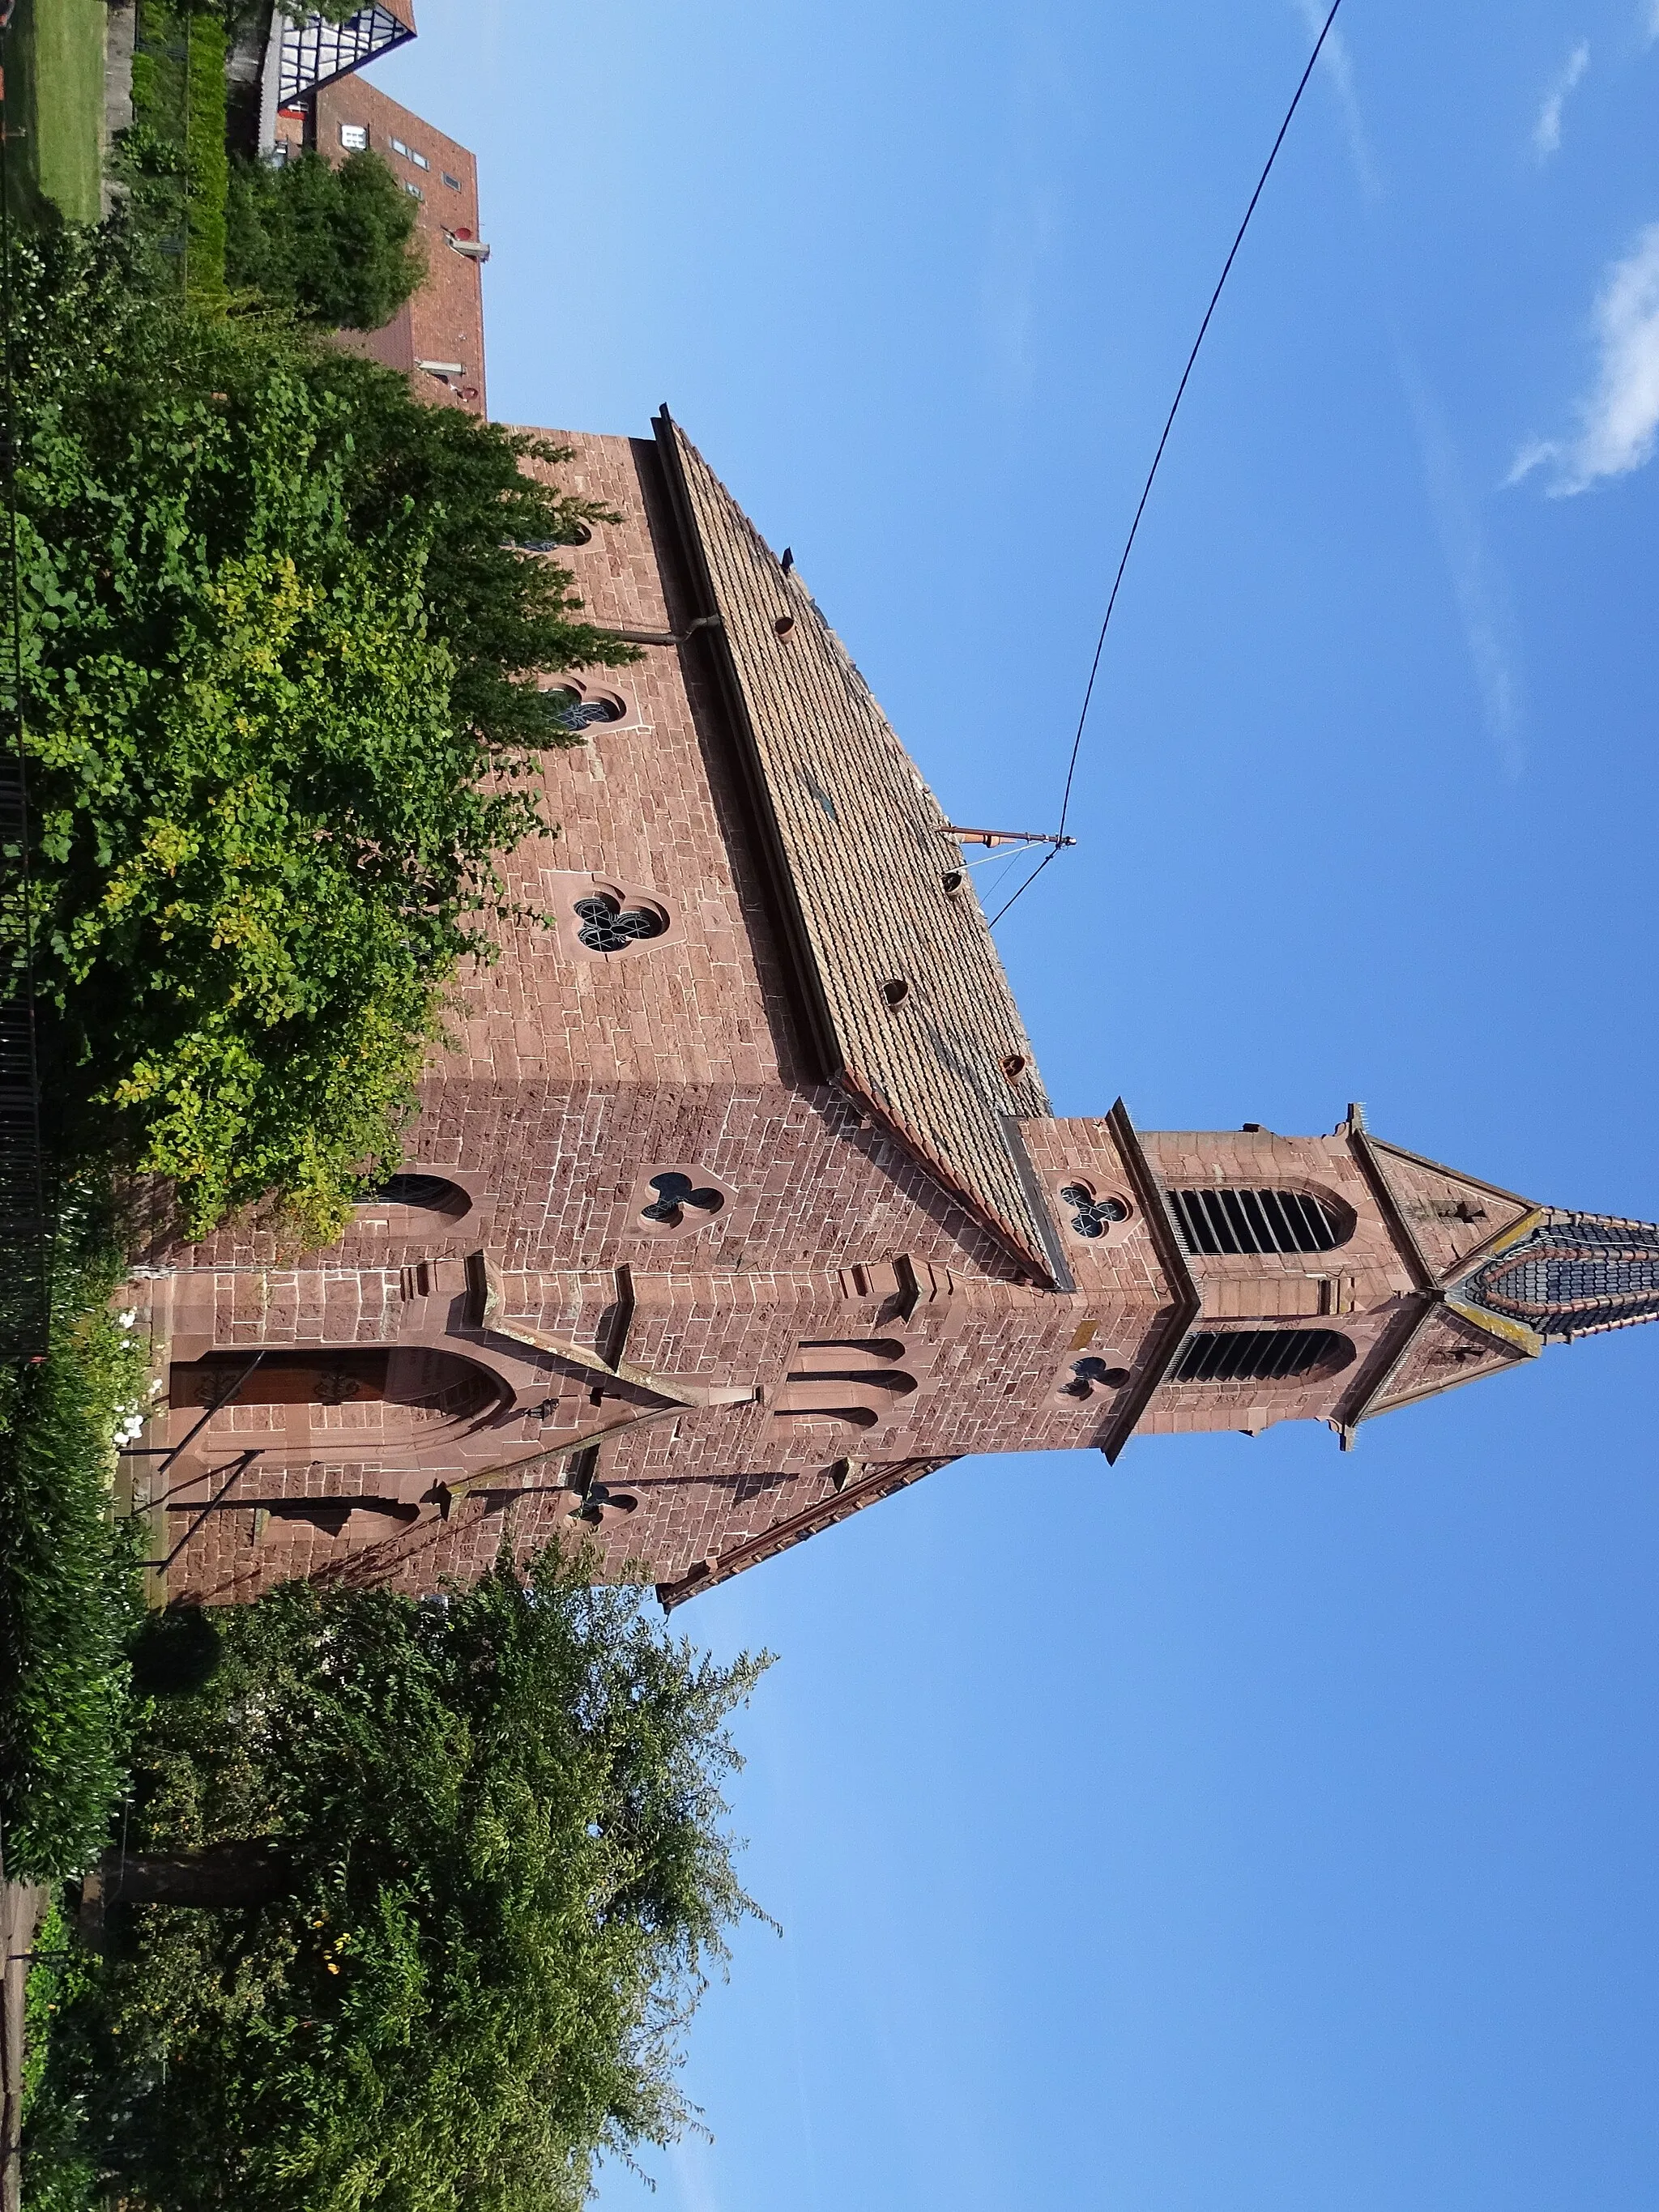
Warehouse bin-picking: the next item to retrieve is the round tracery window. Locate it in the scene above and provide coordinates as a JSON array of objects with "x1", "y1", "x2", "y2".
[
  {"x1": 1060, "y1": 1356, "x2": 1132, "y2": 1399},
  {"x1": 641, "y1": 1173, "x2": 725, "y2": 1229},
  {"x1": 574, "y1": 893, "x2": 667, "y2": 954},
  {"x1": 1060, "y1": 1183, "x2": 1131, "y2": 1239},
  {"x1": 546, "y1": 687, "x2": 625, "y2": 731}
]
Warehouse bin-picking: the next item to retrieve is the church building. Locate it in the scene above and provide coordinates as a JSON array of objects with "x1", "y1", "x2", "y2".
[{"x1": 132, "y1": 414, "x2": 1659, "y2": 1610}]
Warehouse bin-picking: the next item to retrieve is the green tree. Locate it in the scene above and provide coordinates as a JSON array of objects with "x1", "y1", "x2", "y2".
[
  {"x1": 8, "y1": 224, "x2": 633, "y2": 1243},
  {"x1": 226, "y1": 150, "x2": 425, "y2": 329},
  {"x1": 24, "y1": 1554, "x2": 768, "y2": 2212}
]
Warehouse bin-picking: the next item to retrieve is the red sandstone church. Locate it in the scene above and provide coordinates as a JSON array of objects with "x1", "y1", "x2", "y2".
[{"x1": 134, "y1": 12, "x2": 1659, "y2": 1610}]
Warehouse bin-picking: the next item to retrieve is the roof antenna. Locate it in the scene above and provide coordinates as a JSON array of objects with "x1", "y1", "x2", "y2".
[{"x1": 945, "y1": 825, "x2": 1077, "y2": 852}]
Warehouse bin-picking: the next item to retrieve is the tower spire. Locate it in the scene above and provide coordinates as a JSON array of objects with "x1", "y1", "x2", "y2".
[{"x1": 1456, "y1": 1211, "x2": 1659, "y2": 1343}]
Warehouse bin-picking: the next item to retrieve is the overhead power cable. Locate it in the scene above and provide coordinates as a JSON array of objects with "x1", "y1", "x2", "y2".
[{"x1": 990, "y1": 0, "x2": 1350, "y2": 930}]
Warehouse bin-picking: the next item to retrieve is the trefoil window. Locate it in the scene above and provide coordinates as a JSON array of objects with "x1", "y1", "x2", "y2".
[
  {"x1": 547, "y1": 686, "x2": 623, "y2": 731},
  {"x1": 641, "y1": 1174, "x2": 724, "y2": 1229},
  {"x1": 574, "y1": 894, "x2": 666, "y2": 954},
  {"x1": 1060, "y1": 1185, "x2": 1129, "y2": 1239},
  {"x1": 1062, "y1": 1356, "x2": 1131, "y2": 1399}
]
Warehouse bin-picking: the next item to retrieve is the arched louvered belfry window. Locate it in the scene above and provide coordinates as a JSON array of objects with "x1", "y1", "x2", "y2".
[
  {"x1": 357, "y1": 1174, "x2": 471, "y2": 1221},
  {"x1": 369, "y1": 1174, "x2": 462, "y2": 1212},
  {"x1": 1169, "y1": 1187, "x2": 1343, "y2": 1257},
  {"x1": 1172, "y1": 1328, "x2": 1350, "y2": 1384}
]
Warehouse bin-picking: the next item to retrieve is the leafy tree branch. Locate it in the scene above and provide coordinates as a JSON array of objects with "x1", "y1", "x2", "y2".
[{"x1": 8, "y1": 224, "x2": 633, "y2": 1242}]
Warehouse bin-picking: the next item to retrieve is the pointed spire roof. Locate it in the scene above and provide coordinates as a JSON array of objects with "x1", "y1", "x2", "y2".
[
  {"x1": 1454, "y1": 1210, "x2": 1659, "y2": 1342},
  {"x1": 1342, "y1": 1129, "x2": 1659, "y2": 1434}
]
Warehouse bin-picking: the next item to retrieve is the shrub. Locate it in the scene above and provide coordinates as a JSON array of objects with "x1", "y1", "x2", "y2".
[
  {"x1": 0, "y1": 1181, "x2": 147, "y2": 1879},
  {"x1": 182, "y1": 9, "x2": 228, "y2": 298}
]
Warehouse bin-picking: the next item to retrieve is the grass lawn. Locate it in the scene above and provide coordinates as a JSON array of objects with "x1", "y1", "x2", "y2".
[{"x1": 5, "y1": 0, "x2": 106, "y2": 228}]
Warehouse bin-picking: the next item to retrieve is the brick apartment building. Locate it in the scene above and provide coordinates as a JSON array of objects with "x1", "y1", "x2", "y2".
[
  {"x1": 133, "y1": 20, "x2": 1659, "y2": 1609},
  {"x1": 258, "y1": 0, "x2": 488, "y2": 412}
]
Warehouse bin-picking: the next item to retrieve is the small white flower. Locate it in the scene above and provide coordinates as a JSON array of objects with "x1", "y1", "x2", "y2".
[
  {"x1": 118, "y1": 1310, "x2": 138, "y2": 1330},
  {"x1": 148, "y1": 1378, "x2": 164, "y2": 1396}
]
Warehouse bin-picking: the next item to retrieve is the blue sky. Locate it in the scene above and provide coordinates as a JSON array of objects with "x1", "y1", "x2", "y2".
[{"x1": 373, "y1": 6, "x2": 1659, "y2": 2206}]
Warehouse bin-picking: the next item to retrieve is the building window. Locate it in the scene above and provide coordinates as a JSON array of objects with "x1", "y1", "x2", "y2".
[
  {"x1": 514, "y1": 524, "x2": 591, "y2": 551},
  {"x1": 404, "y1": 183, "x2": 424, "y2": 200},
  {"x1": 574, "y1": 893, "x2": 667, "y2": 954},
  {"x1": 169, "y1": 1347, "x2": 497, "y2": 1421},
  {"x1": 359, "y1": 1173, "x2": 470, "y2": 1218},
  {"x1": 1168, "y1": 1187, "x2": 1342, "y2": 1256},
  {"x1": 389, "y1": 134, "x2": 429, "y2": 168},
  {"x1": 546, "y1": 686, "x2": 623, "y2": 731},
  {"x1": 339, "y1": 122, "x2": 368, "y2": 150},
  {"x1": 1061, "y1": 1356, "x2": 1131, "y2": 1399},
  {"x1": 1172, "y1": 1328, "x2": 1350, "y2": 1384},
  {"x1": 641, "y1": 1173, "x2": 725, "y2": 1230},
  {"x1": 442, "y1": 170, "x2": 462, "y2": 190},
  {"x1": 1060, "y1": 1183, "x2": 1130, "y2": 1239}
]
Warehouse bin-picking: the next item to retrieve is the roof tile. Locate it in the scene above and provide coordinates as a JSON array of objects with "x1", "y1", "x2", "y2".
[{"x1": 662, "y1": 418, "x2": 1058, "y2": 1276}]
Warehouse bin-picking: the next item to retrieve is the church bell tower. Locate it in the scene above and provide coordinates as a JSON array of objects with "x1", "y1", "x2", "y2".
[{"x1": 134, "y1": 413, "x2": 1659, "y2": 1611}]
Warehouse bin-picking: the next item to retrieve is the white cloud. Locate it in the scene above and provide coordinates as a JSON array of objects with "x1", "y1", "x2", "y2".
[
  {"x1": 1533, "y1": 41, "x2": 1590, "y2": 158},
  {"x1": 1290, "y1": 2, "x2": 1525, "y2": 768},
  {"x1": 667, "y1": 2140, "x2": 723, "y2": 2212},
  {"x1": 1395, "y1": 348, "x2": 1526, "y2": 775},
  {"x1": 979, "y1": 29, "x2": 1068, "y2": 404},
  {"x1": 1290, "y1": 0, "x2": 1381, "y2": 198},
  {"x1": 1512, "y1": 224, "x2": 1659, "y2": 493}
]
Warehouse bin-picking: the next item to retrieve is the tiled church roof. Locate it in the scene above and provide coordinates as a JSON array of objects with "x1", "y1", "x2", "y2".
[{"x1": 656, "y1": 414, "x2": 1062, "y2": 1281}]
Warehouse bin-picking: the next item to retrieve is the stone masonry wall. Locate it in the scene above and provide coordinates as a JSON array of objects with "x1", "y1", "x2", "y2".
[{"x1": 135, "y1": 440, "x2": 1520, "y2": 1610}]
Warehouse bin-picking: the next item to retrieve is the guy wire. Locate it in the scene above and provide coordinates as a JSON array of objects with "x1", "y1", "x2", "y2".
[{"x1": 991, "y1": 0, "x2": 1350, "y2": 931}]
